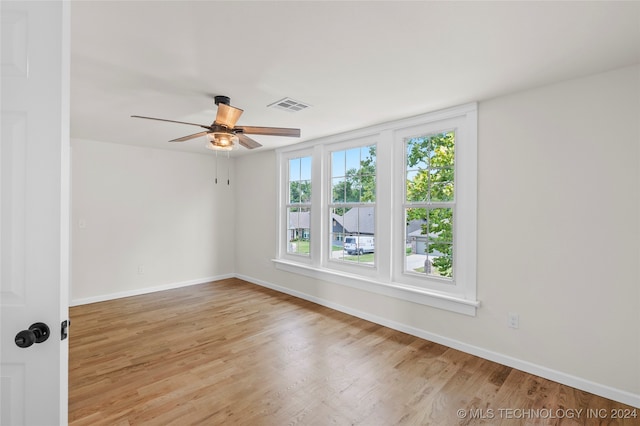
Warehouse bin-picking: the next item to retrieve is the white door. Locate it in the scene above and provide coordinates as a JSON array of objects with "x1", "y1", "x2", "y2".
[{"x1": 1, "y1": 1, "x2": 70, "y2": 425}]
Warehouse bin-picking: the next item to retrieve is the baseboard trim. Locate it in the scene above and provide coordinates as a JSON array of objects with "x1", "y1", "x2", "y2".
[
  {"x1": 69, "y1": 274, "x2": 235, "y2": 306},
  {"x1": 236, "y1": 273, "x2": 640, "y2": 409}
]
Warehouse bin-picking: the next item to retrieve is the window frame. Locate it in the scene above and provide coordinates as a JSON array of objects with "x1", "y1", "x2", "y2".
[
  {"x1": 277, "y1": 148, "x2": 314, "y2": 265},
  {"x1": 393, "y1": 116, "x2": 476, "y2": 301},
  {"x1": 326, "y1": 137, "x2": 378, "y2": 273},
  {"x1": 275, "y1": 103, "x2": 478, "y2": 315},
  {"x1": 402, "y1": 128, "x2": 457, "y2": 281}
]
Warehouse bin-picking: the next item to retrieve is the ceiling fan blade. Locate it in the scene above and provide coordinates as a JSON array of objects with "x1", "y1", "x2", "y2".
[
  {"x1": 215, "y1": 103, "x2": 243, "y2": 128},
  {"x1": 236, "y1": 126, "x2": 300, "y2": 137},
  {"x1": 131, "y1": 115, "x2": 210, "y2": 129},
  {"x1": 237, "y1": 133, "x2": 262, "y2": 149},
  {"x1": 169, "y1": 131, "x2": 209, "y2": 142}
]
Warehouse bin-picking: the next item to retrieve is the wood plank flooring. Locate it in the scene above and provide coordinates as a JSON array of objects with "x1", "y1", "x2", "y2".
[{"x1": 69, "y1": 278, "x2": 638, "y2": 425}]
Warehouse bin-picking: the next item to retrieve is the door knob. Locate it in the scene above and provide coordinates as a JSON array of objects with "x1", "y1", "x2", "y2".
[{"x1": 14, "y1": 322, "x2": 50, "y2": 348}]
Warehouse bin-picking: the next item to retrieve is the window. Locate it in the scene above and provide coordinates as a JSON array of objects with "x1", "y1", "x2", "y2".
[
  {"x1": 330, "y1": 144, "x2": 376, "y2": 265},
  {"x1": 404, "y1": 131, "x2": 455, "y2": 279},
  {"x1": 286, "y1": 156, "x2": 312, "y2": 256},
  {"x1": 275, "y1": 103, "x2": 477, "y2": 315}
]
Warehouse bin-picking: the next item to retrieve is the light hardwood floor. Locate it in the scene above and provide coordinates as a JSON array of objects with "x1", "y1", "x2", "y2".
[{"x1": 69, "y1": 278, "x2": 637, "y2": 425}]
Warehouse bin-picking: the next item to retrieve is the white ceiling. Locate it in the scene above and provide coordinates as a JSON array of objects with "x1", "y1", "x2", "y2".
[{"x1": 70, "y1": 1, "x2": 640, "y2": 156}]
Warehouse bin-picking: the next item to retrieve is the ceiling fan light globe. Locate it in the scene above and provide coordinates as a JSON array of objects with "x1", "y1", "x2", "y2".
[{"x1": 205, "y1": 132, "x2": 239, "y2": 151}]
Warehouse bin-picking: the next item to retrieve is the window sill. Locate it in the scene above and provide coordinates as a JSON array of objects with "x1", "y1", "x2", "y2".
[{"x1": 272, "y1": 259, "x2": 479, "y2": 316}]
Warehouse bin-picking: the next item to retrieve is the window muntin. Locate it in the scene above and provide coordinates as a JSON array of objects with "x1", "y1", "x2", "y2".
[
  {"x1": 404, "y1": 131, "x2": 455, "y2": 279},
  {"x1": 329, "y1": 145, "x2": 376, "y2": 266},
  {"x1": 287, "y1": 156, "x2": 312, "y2": 256}
]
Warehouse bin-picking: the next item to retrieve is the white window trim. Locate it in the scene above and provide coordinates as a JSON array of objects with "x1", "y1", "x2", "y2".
[
  {"x1": 325, "y1": 136, "x2": 379, "y2": 274},
  {"x1": 277, "y1": 148, "x2": 314, "y2": 265},
  {"x1": 274, "y1": 103, "x2": 478, "y2": 316}
]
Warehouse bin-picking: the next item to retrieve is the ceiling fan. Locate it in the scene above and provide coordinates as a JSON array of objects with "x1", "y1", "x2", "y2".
[{"x1": 131, "y1": 95, "x2": 301, "y2": 151}]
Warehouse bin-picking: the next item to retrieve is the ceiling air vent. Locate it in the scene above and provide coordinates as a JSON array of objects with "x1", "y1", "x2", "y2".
[{"x1": 268, "y1": 97, "x2": 311, "y2": 113}]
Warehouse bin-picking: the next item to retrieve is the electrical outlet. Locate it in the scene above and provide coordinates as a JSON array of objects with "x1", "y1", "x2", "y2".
[{"x1": 508, "y1": 312, "x2": 519, "y2": 329}]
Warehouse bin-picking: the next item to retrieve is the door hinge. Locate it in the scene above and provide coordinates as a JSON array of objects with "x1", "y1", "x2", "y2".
[{"x1": 61, "y1": 319, "x2": 69, "y2": 340}]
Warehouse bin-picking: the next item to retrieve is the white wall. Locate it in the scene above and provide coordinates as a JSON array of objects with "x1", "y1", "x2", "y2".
[
  {"x1": 234, "y1": 65, "x2": 640, "y2": 405},
  {"x1": 71, "y1": 139, "x2": 235, "y2": 304}
]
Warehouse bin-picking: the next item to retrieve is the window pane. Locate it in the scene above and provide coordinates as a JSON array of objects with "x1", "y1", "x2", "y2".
[
  {"x1": 430, "y1": 132, "x2": 455, "y2": 168},
  {"x1": 288, "y1": 156, "x2": 312, "y2": 204},
  {"x1": 358, "y1": 145, "x2": 376, "y2": 202},
  {"x1": 345, "y1": 179, "x2": 360, "y2": 203},
  {"x1": 405, "y1": 132, "x2": 455, "y2": 203},
  {"x1": 361, "y1": 145, "x2": 376, "y2": 167},
  {"x1": 330, "y1": 207, "x2": 375, "y2": 266},
  {"x1": 406, "y1": 137, "x2": 431, "y2": 169},
  {"x1": 299, "y1": 180, "x2": 311, "y2": 203},
  {"x1": 406, "y1": 170, "x2": 429, "y2": 202},
  {"x1": 289, "y1": 158, "x2": 300, "y2": 182},
  {"x1": 287, "y1": 207, "x2": 310, "y2": 256},
  {"x1": 431, "y1": 181, "x2": 454, "y2": 202},
  {"x1": 332, "y1": 178, "x2": 346, "y2": 203},
  {"x1": 427, "y1": 208, "x2": 452, "y2": 242},
  {"x1": 406, "y1": 208, "x2": 428, "y2": 274},
  {"x1": 405, "y1": 207, "x2": 453, "y2": 279},
  {"x1": 289, "y1": 181, "x2": 300, "y2": 204},
  {"x1": 331, "y1": 145, "x2": 376, "y2": 204},
  {"x1": 428, "y1": 243, "x2": 453, "y2": 278},
  {"x1": 332, "y1": 151, "x2": 345, "y2": 177},
  {"x1": 359, "y1": 176, "x2": 375, "y2": 202},
  {"x1": 289, "y1": 180, "x2": 312, "y2": 204},
  {"x1": 330, "y1": 210, "x2": 347, "y2": 261}
]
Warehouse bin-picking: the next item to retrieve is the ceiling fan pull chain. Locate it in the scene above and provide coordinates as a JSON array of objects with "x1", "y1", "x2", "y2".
[
  {"x1": 227, "y1": 150, "x2": 230, "y2": 185},
  {"x1": 215, "y1": 150, "x2": 218, "y2": 184}
]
